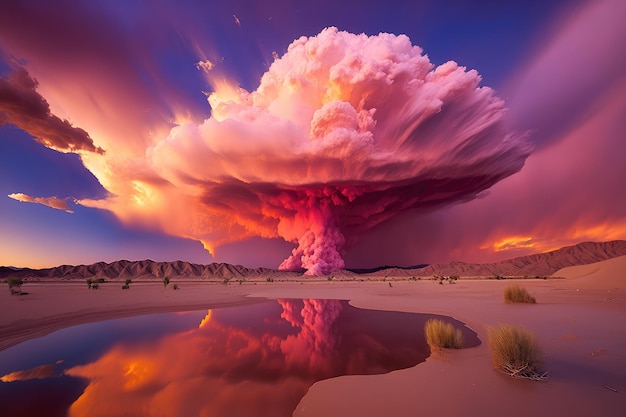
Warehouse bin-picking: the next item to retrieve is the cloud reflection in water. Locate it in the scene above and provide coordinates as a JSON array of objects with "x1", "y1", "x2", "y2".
[{"x1": 32, "y1": 299, "x2": 472, "y2": 417}]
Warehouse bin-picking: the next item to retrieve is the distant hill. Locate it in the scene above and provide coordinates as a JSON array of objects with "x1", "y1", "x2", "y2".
[
  {"x1": 0, "y1": 259, "x2": 299, "y2": 281},
  {"x1": 1, "y1": 240, "x2": 625, "y2": 280},
  {"x1": 381, "y1": 240, "x2": 626, "y2": 278}
]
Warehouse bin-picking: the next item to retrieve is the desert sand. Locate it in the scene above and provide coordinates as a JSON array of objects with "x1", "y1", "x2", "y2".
[{"x1": 1, "y1": 256, "x2": 625, "y2": 416}]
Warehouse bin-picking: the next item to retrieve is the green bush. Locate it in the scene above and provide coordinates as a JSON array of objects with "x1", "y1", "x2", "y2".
[
  {"x1": 504, "y1": 285, "x2": 536, "y2": 304},
  {"x1": 487, "y1": 324, "x2": 547, "y2": 380},
  {"x1": 7, "y1": 278, "x2": 24, "y2": 295},
  {"x1": 424, "y1": 319, "x2": 463, "y2": 350}
]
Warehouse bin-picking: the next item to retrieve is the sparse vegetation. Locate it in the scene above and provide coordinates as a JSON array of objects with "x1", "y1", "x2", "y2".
[
  {"x1": 504, "y1": 284, "x2": 536, "y2": 304},
  {"x1": 122, "y1": 279, "x2": 132, "y2": 290},
  {"x1": 266, "y1": 277, "x2": 274, "y2": 283},
  {"x1": 7, "y1": 278, "x2": 24, "y2": 295},
  {"x1": 424, "y1": 319, "x2": 463, "y2": 350},
  {"x1": 172, "y1": 284, "x2": 179, "y2": 290},
  {"x1": 327, "y1": 276, "x2": 334, "y2": 281},
  {"x1": 489, "y1": 275, "x2": 506, "y2": 280},
  {"x1": 163, "y1": 277, "x2": 170, "y2": 287},
  {"x1": 88, "y1": 278, "x2": 105, "y2": 289},
  {"x1": 487, "y1": 324, "x2": 547, "y2": 380}
]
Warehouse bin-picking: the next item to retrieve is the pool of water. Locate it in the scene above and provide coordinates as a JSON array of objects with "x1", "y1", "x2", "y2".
[{"x1": 0, "y1": 299, "x2": 479, "y2": 417}]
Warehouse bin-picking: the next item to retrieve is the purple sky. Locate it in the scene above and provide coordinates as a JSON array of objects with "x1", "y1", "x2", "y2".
[{"x1": 1, "y1": 0, "x2": 625, "y2": 271}]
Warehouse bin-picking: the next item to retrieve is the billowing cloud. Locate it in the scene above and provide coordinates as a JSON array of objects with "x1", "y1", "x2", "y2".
[
  {"x1": 80, "y1": 27, "x2": 530, "y2": 275},
  {"x1": 8, "y1": 192, "x2": 74, "y2": 213},
  {"x1": 0, "y1": 67, "x2": 103, "y2": 154},
  {"x1": 346, "y1": 0, "x2": 626, "y2": 266}
]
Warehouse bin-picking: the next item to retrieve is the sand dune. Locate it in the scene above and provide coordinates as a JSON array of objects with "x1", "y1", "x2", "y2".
[{"x1": 553, "y1": 254, "x2": 626, "y2": 289}]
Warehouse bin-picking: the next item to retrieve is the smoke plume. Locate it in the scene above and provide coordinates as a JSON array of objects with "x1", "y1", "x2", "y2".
[{"x1": 144, "y1": 28, "x2": 531, "y2": 274}]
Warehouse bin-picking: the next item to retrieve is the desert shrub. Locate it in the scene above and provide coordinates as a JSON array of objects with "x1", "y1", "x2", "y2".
[
  {"x1": 266, "y1": 277, "x2": 274, "y2": 283},
  {"x1": 504, "y1": 285, "x2": 536, "y2": 304},
  {"x1": 7, "y1": 278, "x2": 24, "y2": 295},
  {"x1": 424, "y1": 319, "x2": 463, "y2": 350},
  {"x1": 487, "y1": 324, "x2": 547, "y2": 380},
  {"x1": 87, "y1": 278, "x2": 93, "y2": 289},
  {"x1": 163, "y1": 277, "x2": 170, "y2": 287},
  {"x1": 91, "y1": 283, "x2": 99, "y2": 289},
  {"x1": 172, "y1": 284, "x2": 179, "y2": 290}
]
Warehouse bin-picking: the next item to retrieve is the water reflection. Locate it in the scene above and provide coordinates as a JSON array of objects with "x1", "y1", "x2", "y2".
[{"x1": 0, "y1": 299, "x2": 478, "y2": 417}]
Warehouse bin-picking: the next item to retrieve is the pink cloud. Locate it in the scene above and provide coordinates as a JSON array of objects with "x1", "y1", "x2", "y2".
[
  {"x1": 345, "y1": 0, "x2": 626, "y2": 266},
  {"x1": 84, "y1": 28, "x2": 528, "y2": 275}
]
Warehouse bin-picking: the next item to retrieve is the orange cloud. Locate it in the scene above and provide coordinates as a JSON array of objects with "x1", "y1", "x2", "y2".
[
  {"x1": 489, "y1": 236, "x2": 536, "y2": 252},
  {"x1": 8, "y1": 192, "x2": 74, "y2": 213},
  {"x1": 1, "y1": 363, "x2": 58, "y2": 382}
]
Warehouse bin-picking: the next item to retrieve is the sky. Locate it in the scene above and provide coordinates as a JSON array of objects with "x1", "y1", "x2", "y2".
[{"x1": 1, "y1": 0, "x2": 625, "y2": 272}]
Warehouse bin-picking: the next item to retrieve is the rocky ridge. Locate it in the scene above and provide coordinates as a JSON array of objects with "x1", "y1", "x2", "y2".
[{"x1": 1, "y1": 240, "x2": 625, "y2": 280}]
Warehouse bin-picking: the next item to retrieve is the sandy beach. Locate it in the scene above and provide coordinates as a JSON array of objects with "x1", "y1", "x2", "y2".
[{"x1": 1, "y1": 256, "x2": 625, "y2": 416}]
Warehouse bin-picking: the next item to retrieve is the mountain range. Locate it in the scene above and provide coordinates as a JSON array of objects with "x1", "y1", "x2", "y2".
[{"x1": 1, "y1": 240, "x2": 625, "y2": 281}]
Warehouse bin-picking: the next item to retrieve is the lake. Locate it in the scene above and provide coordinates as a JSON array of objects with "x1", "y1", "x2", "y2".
[{"x1": 0, "y1": 299, "x2": 478, "y2": 416}]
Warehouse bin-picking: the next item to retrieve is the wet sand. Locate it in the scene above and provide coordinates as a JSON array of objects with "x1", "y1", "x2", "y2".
[{"x1": 1, "y1": 256, "x2": 625, "y2": 416}]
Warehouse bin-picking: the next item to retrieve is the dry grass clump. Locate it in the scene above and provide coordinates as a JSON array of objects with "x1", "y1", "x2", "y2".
[
  {"x1": 504, "y1": 284, "x2": 536, "y2": 304},
  {"x1": 487, "y1": 324, "x2": 547, "y2": 380},
  {"x1": 424, "y1": 319, "x2": 463, "y2": 350}
]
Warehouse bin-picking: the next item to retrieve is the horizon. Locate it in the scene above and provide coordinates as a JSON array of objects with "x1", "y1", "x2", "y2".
[
  {"x1": 1, "y1": 0, "x2": 625, "y2": 273},
  {"x1": 3, "y1": 239, "x2": 623, "y2": 271}
]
